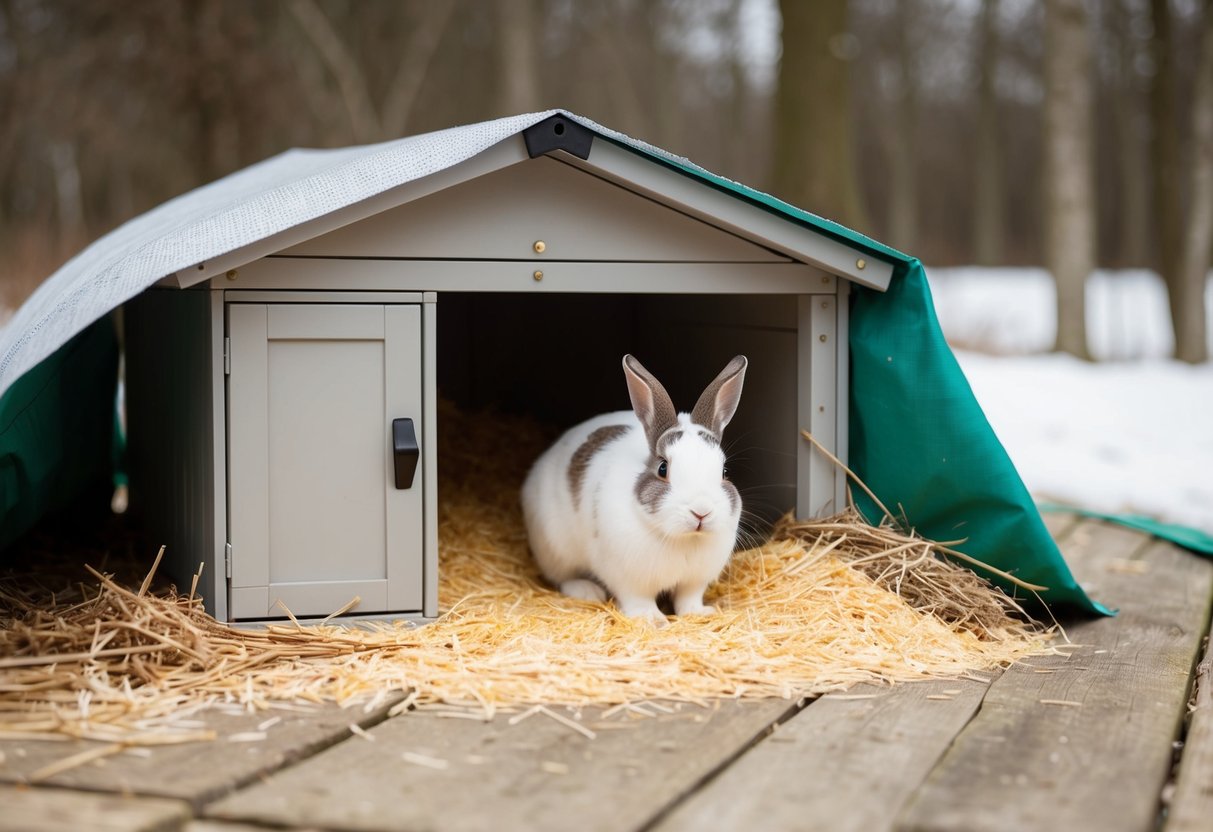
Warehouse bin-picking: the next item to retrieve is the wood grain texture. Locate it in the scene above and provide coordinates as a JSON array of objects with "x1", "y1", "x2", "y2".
[
  {"x1": 897, "y1": 519, "x2": 1213, "y2": 832},
  {"x1": 654, "y1": 677, "x2": 996, "y2": 832},
  {"x1": 207, "y1": 700, "x2": 796, "y2": 832},
  {"x1": 0, "y1": 697, "x2": 401, "y2": 809},
  {"x1": 1040, "y1": 508, "x2": 1081, "y2": 541},
  {"x1": 1165, "y1": 617, "x2": 1213, "y2": 832},
  {"x1": 185, "y1": 821, "x2": 323, "y2": 832},
  {"x1": 0, "y1": 785, "x2": 190, "y2": 832}
]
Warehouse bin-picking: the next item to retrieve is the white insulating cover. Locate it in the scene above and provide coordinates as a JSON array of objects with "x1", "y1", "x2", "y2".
[{"x1": 0, "y1": 110, "x2": 578, "y2": 398}]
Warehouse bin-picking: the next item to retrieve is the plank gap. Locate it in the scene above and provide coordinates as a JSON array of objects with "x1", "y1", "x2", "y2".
[{"x1": 636, "y1": 698, "x2": 809, "y2": 832}]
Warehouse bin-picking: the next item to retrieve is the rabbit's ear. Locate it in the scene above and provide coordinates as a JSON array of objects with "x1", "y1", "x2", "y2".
[
  {"x1": 691, "y1": 356, "x2": 748, "y2": 437},
  {"x1": 622, "y1": 355, "x2": 678, "y2": 451}
]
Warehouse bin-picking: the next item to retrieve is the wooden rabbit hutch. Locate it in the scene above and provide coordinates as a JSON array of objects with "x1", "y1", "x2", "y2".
[{"x1": 122, "y1": 114, "x2": 894, "y2": 625}]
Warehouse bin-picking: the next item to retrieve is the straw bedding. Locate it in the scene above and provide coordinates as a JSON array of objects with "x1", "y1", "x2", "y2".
[{"x1": 0, "y1": 402, "x2": 1054, "y2": 748}]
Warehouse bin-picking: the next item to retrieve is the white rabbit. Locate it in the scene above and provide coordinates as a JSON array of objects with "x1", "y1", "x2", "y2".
[{"x1": 521, "y1": 354, "x2": 747, "y2": 626}]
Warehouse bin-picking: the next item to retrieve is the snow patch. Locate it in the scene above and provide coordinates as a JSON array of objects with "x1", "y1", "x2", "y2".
[{"x1": 929, "y1": 267, "x2": 1213, "y2": 535}]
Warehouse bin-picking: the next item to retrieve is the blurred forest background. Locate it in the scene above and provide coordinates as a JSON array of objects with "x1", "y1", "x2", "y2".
[{"x1": 1, "y1": 0, "x2": 1211, "y2": 361}]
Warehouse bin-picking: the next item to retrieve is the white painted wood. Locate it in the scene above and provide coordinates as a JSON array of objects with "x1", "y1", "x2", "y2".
[
  {"x1": 385, "y1": 304, "x2": 425, "y2": 611},
  {"x1": 267, "y1": 336, "x2": 387, "y2": 584},
  {"x1": 835, "y1": 281, "x2": 851, "y2": 514},
  {"x1": 230, "y1": 257, "x2": 835, "y2": 294},
  {"x1": 280, "y1": 155, "x2": 785, "y2": 262},
  {"x1": 810, "y1": 295, "x2": 839, "y2": 516},
  {"x1": 553, "y1": 142, "x2": 894, "y2": 291},
  {"x1": 270, "y1": 580, "x2": 388, "y2": 617},
  {"x1": 230, "y1": 586, "x2": 268, "y2": 618},
  {"x1": 224, "y1": 290, "x2": 424, "y2": 304},
  {"x1": 267, "y1": 304, "x2": 384, "y2": 340},
  {"x1": 172, "y1": 136, "x2": 532, "y2": 289},
  {"x1": 797, "y1": 295, "x2": 839, "y2": 518},
  {"x1": 422, "y1": 300, "x2": 439, "y2": 618},
  {"x1": 227, "y1": 303, "x2": 425, "y2": 620},
  {"x1": 209, "y1": 289, "x2": 228, "y2": 621},
  {"x1": 228, "y1": 304, "x2": 271, "y2": 593}
]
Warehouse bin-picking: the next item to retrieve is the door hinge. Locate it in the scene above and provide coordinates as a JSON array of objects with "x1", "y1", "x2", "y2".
[
  {"x1": 225, "y1": 542, "x2": 233, "y2": 578},
  {"x1": 224, "y1": 337, "x2": 231, "y2": 375}
]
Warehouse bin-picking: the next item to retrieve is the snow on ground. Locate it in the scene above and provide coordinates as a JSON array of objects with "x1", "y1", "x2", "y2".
[{"x1": 929, "y1": 267, "x2": 1213, "y2": 534}]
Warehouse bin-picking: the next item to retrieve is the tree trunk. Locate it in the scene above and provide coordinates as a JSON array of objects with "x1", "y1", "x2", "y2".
[
  {"x1": 888, "y1": 0, "x2": 919, "y2": 251},
  {"x1": 973, "y1": 0, "x2": 1004, "y2": 265},
  {"x1": 1150, "y1": 0, "x2": 1189, "y2": 357},
  {"x1": 1043, "y1": 0, "x2": 1095, "y2": 359},
  {"x1": 288, "y1": 0, "x2": 381, "y2": 142},
  {"x1": 773, "y1": 0, "x2": 868, "y2": 230},
  {"x1": 1111, "y1": 0, "x2": 1148, "y2": 267},
  {"x1": 380, "y1": 1, "x2": 456, "y2": 137},
  {"x1": 495, "y1": 0, "x2": 541, "y2": 115},
  {"x1": 1175, "y1": 0, "x2": 1213, "y2": 363}
]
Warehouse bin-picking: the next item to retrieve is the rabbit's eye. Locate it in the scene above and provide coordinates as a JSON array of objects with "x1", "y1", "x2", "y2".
[
  {"x1": 722, "y1": 466, "x2": 730, "y2": 480},
  {"x1": 657, "y1": 460, "x2": 669, "y2": 479}
]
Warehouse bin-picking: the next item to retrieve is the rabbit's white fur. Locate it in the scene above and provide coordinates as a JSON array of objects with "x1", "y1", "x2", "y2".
[{"x1": 521, "y1": 355, "x2": 746, "y2": 626}]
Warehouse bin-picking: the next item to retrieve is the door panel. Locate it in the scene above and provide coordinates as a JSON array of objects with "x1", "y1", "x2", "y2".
[{"x1": 228, "y1": 303, "x2": 424, "y2": 619}]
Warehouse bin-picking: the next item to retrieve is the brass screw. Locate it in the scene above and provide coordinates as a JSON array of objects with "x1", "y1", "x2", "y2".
[
  {"x1": 821, "y1": 301, "x2": 828, "y2": 309},
  {"x1": 856, "y1": 258, "x2": 867, "y2": 270},
  {"x1": 225, "y1": 269, "x2": 238, "y2": 281},
  {"x1": 819, "y1": 334, "x2": 827, "y2": 343},
  {"x1": 822, "y1": 275, "x2": 830, "y2": 284},
  {"x1": 533, "y1": 240, "x2": 546, "y2": 254},
  {"x1": 533, "y1": 270, "x2": 544, "y2": 282}
]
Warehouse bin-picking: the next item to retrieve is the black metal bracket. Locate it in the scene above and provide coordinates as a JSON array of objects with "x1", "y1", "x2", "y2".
[
  {"x1": 522, "y1": 114, "x2": 594, "y2": 160},
  {"x1": 392, "y1": 418, "x2": 420, "y2": 489}
]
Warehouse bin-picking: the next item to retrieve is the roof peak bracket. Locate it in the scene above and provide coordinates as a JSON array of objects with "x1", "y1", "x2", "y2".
[{"x1": 523, "y1": 115, "x2": 594, "y2": 160}]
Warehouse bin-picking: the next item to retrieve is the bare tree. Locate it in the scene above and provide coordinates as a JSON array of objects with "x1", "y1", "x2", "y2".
[
  {"x1": 1149, "y1": 0, "x2": 1193, "y2": 358},
  {"x1": 773, "y1": 0, "x2": 868, "y2": 229},
  {"x1": 887, "y1": 0, "x2": 919, "y2": 251},
  {"x1": 973, "y1": 0, "x2": 1004, "y2": 264},
  {"x1": 496, "y1": 0, "x2": 542, "y2": 114},
  {"x1": 1175, "y1": 0, "x2": 1213, "y2": 362},
  {"x1": 1044, "y1": 0, "x2": 1095, "y2": 359},
  {"x1": 288, "y1": 0, "x2": 453, "y2": 142},
  {"x1": 1109, "y1": 0, "x2": 1149, "y2": 267}
]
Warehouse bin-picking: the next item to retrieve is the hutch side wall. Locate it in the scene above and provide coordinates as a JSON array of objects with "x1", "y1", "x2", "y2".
[{"x1": 125, "y1": 287, "x2": 226, "y2": 619}]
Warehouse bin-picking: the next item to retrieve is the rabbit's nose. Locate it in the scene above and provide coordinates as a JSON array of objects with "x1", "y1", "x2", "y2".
[{"x1": 691, "y1": 509, "x2": 710, "y2": 530}]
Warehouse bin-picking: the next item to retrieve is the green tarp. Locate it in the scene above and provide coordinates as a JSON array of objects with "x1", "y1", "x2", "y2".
[
  {"x1": 849, "y1": 261, "x2": 1112, "y2": 615},
  {"x1": 0, "y1": 318, "x2": 119, "y2": 550},
  {"x1": 1041, "y1": 503, "x2": 1213, "y2": 556}
]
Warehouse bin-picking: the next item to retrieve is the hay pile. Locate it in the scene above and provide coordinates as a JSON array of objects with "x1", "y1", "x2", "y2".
[{"x1": 0, "y1": 402, "x2": 1054, "y2": 747}]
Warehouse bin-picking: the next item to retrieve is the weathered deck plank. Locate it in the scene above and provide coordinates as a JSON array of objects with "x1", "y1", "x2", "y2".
[
  {"x1": 206, "y1": 700, "x2": 796, "y2": 832},
  {"x1": 651, "y1": 507, "x2": 1079, "y2": 832},
  {"x1": 897, "y1": 520, "x2": 1213, "y2": 832},
  {"x1": 1165, "y1": 615, "x2": 1213, "y2": 832},
  {"x1": 0, "y1": 785, "x2": 191, "y2": 832},
  {"x1": 654, "y1": 676, "x2": 995, "y2": 832},
  {"x1": 0, "y1": 697, "x2": 401, "y2": 809},
  {"x1": 185, "y1": 821, "x2": 322, "y2": 832}
]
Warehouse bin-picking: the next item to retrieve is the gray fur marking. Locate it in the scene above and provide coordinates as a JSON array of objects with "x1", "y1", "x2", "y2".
[
  {"x1": 691, "y1": 355, "x2": 747, "y2": 436},
  {"x1": 569, "y1": 425, "x2": 629, "y2": 508},
  {"x1": 634, "y1": 467, "x2": 671, "y2": 514},
  {"x1": 623, "y1": 355, "x2": 679, "y2": 452},
  {"x1": 656, "y1": 429, "x2": 683, "y2": 457},
  {"x1": 723, "y1": 479, "x2": 741, "y2": 513}
]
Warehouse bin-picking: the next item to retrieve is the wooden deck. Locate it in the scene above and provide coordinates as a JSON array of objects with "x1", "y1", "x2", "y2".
[{"x1": 3, "y1": 512, "x2": 1212, "y2": 832}]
